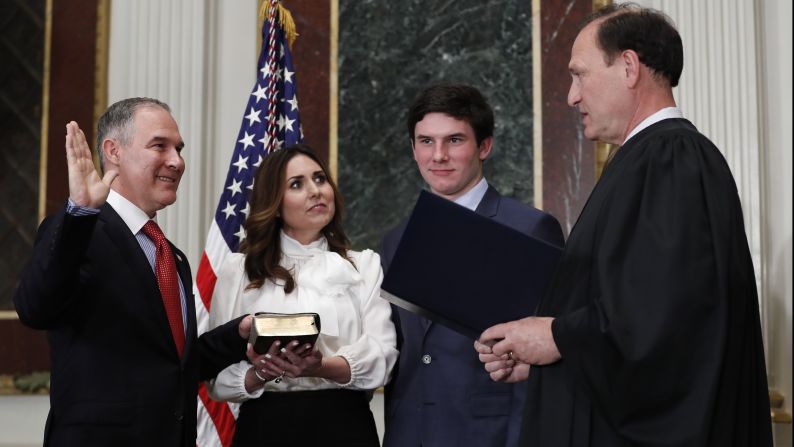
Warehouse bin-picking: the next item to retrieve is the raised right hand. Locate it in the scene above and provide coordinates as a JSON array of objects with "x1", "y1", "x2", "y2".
[{"x1": 65, "y1": 121, "x2": 118, "y2": 208}]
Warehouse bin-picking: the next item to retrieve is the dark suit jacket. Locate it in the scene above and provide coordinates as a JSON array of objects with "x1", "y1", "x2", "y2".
[
  {"x1": 14, "y1": 204, "x2": 247, "y2": 447},
  {"x1": 380, "y1": 186, "x2": 564, "y2": 447}
]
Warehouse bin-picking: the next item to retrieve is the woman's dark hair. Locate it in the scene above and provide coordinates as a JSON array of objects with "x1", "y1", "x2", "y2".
[
  {"x1": 583, "y1": 3, "x2": 683, "y2": 87},
  {"x1": 241, "y1": 144, "x2": 351, "y2": 292}
]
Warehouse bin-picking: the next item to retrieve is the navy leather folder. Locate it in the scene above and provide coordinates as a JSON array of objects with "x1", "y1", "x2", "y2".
[{"x1": 381, "y1": 190, "x2": 562, "y2": 339}]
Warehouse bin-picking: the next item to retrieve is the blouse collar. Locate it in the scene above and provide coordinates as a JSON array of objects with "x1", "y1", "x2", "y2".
[{"x1": 280, "y1": 230, "x2": 328, "y2": 259}]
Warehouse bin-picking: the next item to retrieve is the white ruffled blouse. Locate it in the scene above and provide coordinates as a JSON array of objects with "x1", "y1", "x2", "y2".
[{"x1": 206, "y1": 231, "x2": 398, "y2": 402}]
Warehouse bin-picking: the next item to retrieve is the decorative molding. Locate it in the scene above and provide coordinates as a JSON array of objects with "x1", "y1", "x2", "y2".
[
  {"x1": 38, "y1": 0, "x2": 53, "y2": 223},
  {"x1": 329, "y1": 0, "x2": 339, "y2": 181},
  {"x1": 532, "y1": 0, "x2": 542, "y2": 209},
  {"x1": 593, "y1": 0, "x2": 613, "y2": 181},
  {"x1": 93, "y1": 0, "x2": 110, "y2": 147},
  {"x1": 594, "y1": 141, "x2": 612, "y2": 180}
]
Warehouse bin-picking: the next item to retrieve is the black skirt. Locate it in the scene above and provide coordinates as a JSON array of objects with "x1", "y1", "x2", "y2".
[{"x1": 232, "y1": 389, "x2": 380, "y2": 447}]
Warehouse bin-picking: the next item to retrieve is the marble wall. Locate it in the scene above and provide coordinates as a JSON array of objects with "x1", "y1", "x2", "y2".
[
  {"x1": 338, "y1": 0, "x2": 535, "y2": 251},
  {"x1": 0, "y1": 1, "x2": 44, "y2": 311},
  {"x1": 539, "y1": 0, "x2": 596, "y2": 235},
  {"x1": 0, "y1": 0, "x2": 101, "y2": 373}
]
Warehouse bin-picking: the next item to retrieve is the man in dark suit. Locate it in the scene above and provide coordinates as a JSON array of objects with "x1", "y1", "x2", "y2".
[
  {"x1": 380, "y1": 84, "x2": 564, "y2": 447},
  {"x1": 14, "y1": 97, "x2": 251, "y2": 446}
]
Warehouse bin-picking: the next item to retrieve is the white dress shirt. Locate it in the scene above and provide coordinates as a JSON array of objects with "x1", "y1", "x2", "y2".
[
  {"x1": 106, "y1": 190, "x2": 188, "y2": 333},
  {"x1": 453, "y1": 176, "x2": 489, "y2": 211},
  {"x1": 623, "y1": 106, "x2": 684, "y2": 144},
  {"x1": 206, "y1": 231, "x2": 398, "y2": 402}
]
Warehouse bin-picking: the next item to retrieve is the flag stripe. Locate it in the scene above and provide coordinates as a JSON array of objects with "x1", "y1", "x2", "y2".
[
  {"x1": 198, "y1": 384, "x2": 236, "y2": 447},
  {"x1": 195, "y1": 3, "x2": 303, "y2": 445},
  {"x1": 196, "y1": 253, "x2": 217, "y2": 313}
]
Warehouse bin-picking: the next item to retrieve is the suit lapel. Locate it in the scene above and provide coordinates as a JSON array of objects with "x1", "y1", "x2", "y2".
[
  {"x1": 474, "y1": 185, "x2": 501, "y2": 218},
  {"x1": 422, "y1": 186, "x2": 502, "y2": 338},
  {"x1": 172, "y1": 244, "x2": 196, "y2": 364},
  {"x1": 99, "y1": 204, "x2": 181, "y2": 358}
]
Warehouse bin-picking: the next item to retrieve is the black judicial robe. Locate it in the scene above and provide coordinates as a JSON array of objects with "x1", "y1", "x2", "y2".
[{"x1": 520, "y1": 119, "x2": 772, "y2": 446}]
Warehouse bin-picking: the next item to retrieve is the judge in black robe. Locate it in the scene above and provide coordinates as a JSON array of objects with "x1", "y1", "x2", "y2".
[
  {"x1": 521, "y1": 117, "x2": 772, "y2": 446},
  {"x1": 475, "y1": 4, "x2": 772, "y2": 446}
]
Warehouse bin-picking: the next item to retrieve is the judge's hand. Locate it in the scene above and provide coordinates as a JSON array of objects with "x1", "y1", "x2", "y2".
[
  {"x1": 474, "y1": 340, "x2": 531, "y2": 383},
  {"x1": 65, "y1": 121, "x2": 117, "y2": 208},
  {"x1": 477, "y1": 316, "x2": 561, "y2": 366}
]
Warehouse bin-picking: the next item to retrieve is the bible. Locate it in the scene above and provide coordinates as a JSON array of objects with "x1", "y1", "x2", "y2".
[{"x1": 249, "y1": 312, "x2": 321, "y2": 354}]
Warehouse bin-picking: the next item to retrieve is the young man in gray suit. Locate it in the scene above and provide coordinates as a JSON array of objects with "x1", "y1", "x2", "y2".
[{"x1": 380, "y1": 84, "x2": 564, "y2": 447}]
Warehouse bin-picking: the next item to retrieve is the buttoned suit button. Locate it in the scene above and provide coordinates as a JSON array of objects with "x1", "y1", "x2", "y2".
[
  {"x1": 421, "y1": 354, "x2": 432, "y2": 364},
  {"x1": 174, "y1": 411, "x2": 183, "y2": 421}
]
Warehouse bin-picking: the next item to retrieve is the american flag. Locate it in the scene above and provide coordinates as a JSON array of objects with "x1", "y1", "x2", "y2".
[{"x1": 194, "y1": 2, "x2": 302, "y2": 445}]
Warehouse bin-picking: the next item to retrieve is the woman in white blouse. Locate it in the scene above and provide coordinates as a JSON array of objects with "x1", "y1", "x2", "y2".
[{"x1": 206, "y1": 144, "x2": 398, "y2": 446}]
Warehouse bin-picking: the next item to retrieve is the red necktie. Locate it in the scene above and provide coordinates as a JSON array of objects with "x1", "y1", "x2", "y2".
[{"x1": 142, "y1": 220, "x2": 185, "y2": 357}]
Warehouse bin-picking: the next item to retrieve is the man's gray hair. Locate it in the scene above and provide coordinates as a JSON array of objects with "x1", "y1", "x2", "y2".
[{"x1": 95, "y1": 97, "x2": 171, "y2": 172}]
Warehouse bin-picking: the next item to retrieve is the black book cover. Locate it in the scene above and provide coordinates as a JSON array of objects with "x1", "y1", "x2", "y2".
[{"x1": 381, "y1": 191, "x2": 562, "y2": 339}]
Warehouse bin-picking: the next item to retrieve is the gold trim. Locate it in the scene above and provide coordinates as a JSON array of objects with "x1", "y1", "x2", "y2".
[
  {"x1": 592, "y1": 0, "x2": 614, "y2": 181},
  {"x1": 329, "y1": 0, "x2": 339, "y2": 181},
  {"x1": 38, "y1": 0, "x2": 53, "y2": 223},
  {"x1": 0, "y1": 311, "x2": 20, "y2": 320},
  {"x1": 595, "y1": 141, "x2": 614, "y2": 179},
  {"x1": 257, "y1": 0, "x2": 264, "y2": 57},
  {"x1": 93, "y1": 0, "x2": 110, "y2": 166},
  {"x1": 772, "y1": 409, "x2": 793, "y2": 424},
  {"x1": 771, "y1": 389, "x2": 785, "y2": 408},
  {"x1": 531, "y1": 0, "x2": 542, "y2": 209},
  {"x1": 770, "y1": 390, "x2": 792, "y2": 424}
]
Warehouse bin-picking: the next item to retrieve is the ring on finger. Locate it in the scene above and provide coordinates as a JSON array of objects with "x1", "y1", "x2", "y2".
[{"x1": 274, "y1": 371, "x2": 286, "y2": 384}]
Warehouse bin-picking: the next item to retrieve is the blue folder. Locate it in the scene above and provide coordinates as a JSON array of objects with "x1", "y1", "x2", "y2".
[{"x1": 381, "y1": 190, "x2": 562, "y2": 339}]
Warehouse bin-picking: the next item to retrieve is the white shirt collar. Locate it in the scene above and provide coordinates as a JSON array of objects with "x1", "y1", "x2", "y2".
[
  {"x1": 106, "y1": 189, "x2": 155, "y2": 235},
  {"x1": 280, "y1": 230, "x2": 328, "y2": 259},
  {"x1": 623, "y1": 107, "x2": 684, "y2": 144},
  {"x1": 453, "y1": 177, "x2": 489, "y2": 211}
]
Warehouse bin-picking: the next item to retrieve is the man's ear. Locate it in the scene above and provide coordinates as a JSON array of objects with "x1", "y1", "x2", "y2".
[
  {"x1": 102, "y1": 139, "x2": 120, "y2": 166},
  {"x1": 622, "y1": 49, "x2": 641, "y2": 88},
  {"x1": 478, "y1": 136, "x2": 494, "y2": 161}
]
